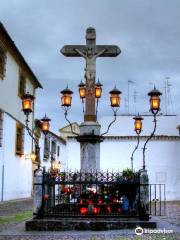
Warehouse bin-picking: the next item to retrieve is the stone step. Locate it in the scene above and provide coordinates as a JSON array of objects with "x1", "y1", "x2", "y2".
[{"x1": 26, "y1": 218, "x2": 156, "y2": 231}]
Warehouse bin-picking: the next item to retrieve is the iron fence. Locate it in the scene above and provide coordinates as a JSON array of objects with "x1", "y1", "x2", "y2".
[
  {"x1": 149, "y1": 184, "x2": 166, "y2": 216},
  {"x1": 34, "y1": 170, "x2": 165, "y2": 219}
]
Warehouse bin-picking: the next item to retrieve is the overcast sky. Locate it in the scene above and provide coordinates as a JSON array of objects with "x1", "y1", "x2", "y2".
[{"x1": 1, "y1": 0, "x2": 180, "y2": 133}]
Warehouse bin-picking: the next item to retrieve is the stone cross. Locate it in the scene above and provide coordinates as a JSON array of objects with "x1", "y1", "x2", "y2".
[{"x1": 61, "y1": 27, "x2": 121, "y2": 122}]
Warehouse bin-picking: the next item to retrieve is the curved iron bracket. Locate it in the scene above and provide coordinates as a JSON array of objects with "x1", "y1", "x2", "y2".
[
  {"x1": 64, "y1": 109, "x2": 79, "y2": 136},
  {"x1": 130, "y1": 133, "x2": 140, "y2": 172},
  {"x1": 142, "y1": 114, "x2": 157, "y2": 170},
  {"x1": 101, "y1": 107, "x2": 118, "y2": 136}
]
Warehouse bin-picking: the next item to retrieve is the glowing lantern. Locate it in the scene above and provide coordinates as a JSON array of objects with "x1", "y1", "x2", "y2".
[
  {"x1": 95, "y1": 79, "x2": 103, "y2": 98},
  {"x1": 30, "y1": 152, "x2": 37, "y2": 161},
  {"x1": 41, "y1": 114, "x2": 51, "y2": 134},
  {"x1": 133, "y1": 114, "x2": 143, "y2": 135},
  {"x1": 51, "y1": 160, "x2": 60, "y2": 171},
  {"x1": 109, "y1": 86, "x2": 122, "y2": 107},
  {"x1": 21, "y1": 92, "x2": 34, "y2": 115},
  {"x1": 61, "y1": 86, "x2": 73, "y2": 107},
  {"x1": 78, "y1": 80, "x2": 86, "y2": 99},
  {"x1": 148, "y1": 87, "x2": 162, "y2": 115}
]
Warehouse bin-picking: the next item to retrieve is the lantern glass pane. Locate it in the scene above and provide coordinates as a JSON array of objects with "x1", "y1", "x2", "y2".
[
  {"x1": 61, "y1": 94, "x2": 72, "y2": 106},
  {"x1": 42, "y1": 121, "x2": 49, "y2": 132},
  {"x1": 30, "y1": 152, "x2": 36, "y2": 161},
  {"x1": 52, "y1": 160, "x2": 59, "y2": 170},
  {"x1": 79, "y1": 88, "x2": 86, "y2": 98},
  {"x1": 151, "y1": 96, "x2": 160, "y2": 110},
  {"x1": 23, "y1": 99, "x2": 32, "y2": 111},
  {"x1": 95, "y1": 87, "x2": 102, "y2": 98},
  {"x1": 135, "y1": 120, "x2": 142, "y2": 131},
  {"x1": 111, "y1": 94, "x2": 120, "y2": 107}
]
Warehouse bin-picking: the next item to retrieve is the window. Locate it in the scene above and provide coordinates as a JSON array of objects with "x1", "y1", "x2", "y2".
[
  {"x1": 51, "y1": 140, "x2": 56, "y2": 160},
  {"x1": 57, "y1": 146, "x2": 60, "y2": 157},
  {"x1": 15, "y1": 123, "x2": 25, "y2": 155},
  {"x1": 18, "y1": 73, "x2": 26, "y2": 97},
  {"x1": 44, "y1": 136, "x2": 50, "y2": 160},
  {"x1": 0, "y1": 111, "x2": 3, "y2": 147},
  {"x1": 0, "y1": 45, "x2": 6, "y2": 79}
]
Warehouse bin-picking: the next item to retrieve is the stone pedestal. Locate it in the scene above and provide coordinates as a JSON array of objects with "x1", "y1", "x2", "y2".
[
  {"x1": 76, "y1": 122, "x2": 103, "y2": 172},
  {"x1": 139, "y1": 169, "x2": 149, "y2": 220}
]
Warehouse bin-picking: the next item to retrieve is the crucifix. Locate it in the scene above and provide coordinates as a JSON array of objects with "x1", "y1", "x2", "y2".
[{"x1": 61, "y1": 27, "x2": 121, "y2": 122}]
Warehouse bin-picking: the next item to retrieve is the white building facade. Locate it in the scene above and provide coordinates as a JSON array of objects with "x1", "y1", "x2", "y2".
[
  {"x1": 0, "y1": 22, "x2": 41, "y2": 201},
  {"x1": 63, "y1": 115, "x2": 180, "y2": 201},
  {"x1": 39, "y1": 131, "x2": 67, "y2": 171}
]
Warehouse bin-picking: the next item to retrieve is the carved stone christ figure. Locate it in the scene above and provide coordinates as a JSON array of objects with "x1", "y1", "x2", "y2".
[{"x1": 75, "y1": 47, "x2": 106, "y2": 80}]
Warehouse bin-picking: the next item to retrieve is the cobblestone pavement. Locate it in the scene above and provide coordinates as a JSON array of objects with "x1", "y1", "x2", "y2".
[{"x1": 0, "y1": 199, "x2": 180, "y2": 239}]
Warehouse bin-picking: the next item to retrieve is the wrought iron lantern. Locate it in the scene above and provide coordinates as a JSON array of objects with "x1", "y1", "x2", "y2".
[
  {"x1": 109, "y1": 86, "x2": 122, "y2": 107},
  {"x1": 40, "y1": 114, "x2": 51, "y2": 134},
  {"x1": 21, "y1": 92, "x2": 35, "y2": 115},
  {"x1": 30, "y1": 152, "x2": 37, "y2": 161},
  {"x1": 148, "y1": 87, "x2": 162, "y2": 115},
  {"x1": 78, "y1": 80, "x2": 86, "y2": 99},
  {"x1": 61, "y1": 86, "x2": 73, "y2": 107},
  {"x1": 133, "y1": 114, "x2": 143, "y2": 135},
  {"x1": 51, "y1": 160, "x2": 60, "y2": 171},
  {"x1": 95, "y1": 79, "x2": 103, "y2": 98}
]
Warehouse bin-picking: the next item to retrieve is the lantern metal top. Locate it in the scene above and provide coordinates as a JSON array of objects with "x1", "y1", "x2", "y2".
[
  {"x1": 148, "y1": 86, "x2": 162, "y2": 97},
  {"x1": 95, "y1": 79, "x2": 103, "y2": 87},
  {"x1": 61, "y1": 85, "x2": 73, "y2": 95},
  {"x1": 133, "y1": 113, "x2": 144, "y2": 121},
  {"x1": 78, "y1": 80, "x2": 86, "y2": 88},
  {"x1": 109, "y1": 86, "x2": 122, "y2": 95},
  {"x1": 21, "y1": 92, "x2": 35, "y2": 100},
  {"x1": 41, "y1": 114, "x2": 51, "y2": 122}
]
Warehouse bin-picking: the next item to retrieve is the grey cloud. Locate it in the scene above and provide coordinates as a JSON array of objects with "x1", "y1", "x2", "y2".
[{"x1": 0, "y1": 0, "x2": 180, "y2": 132}]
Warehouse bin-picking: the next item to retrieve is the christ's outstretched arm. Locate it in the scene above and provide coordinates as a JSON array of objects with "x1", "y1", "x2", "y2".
[
  {"x1": 74, "y1": 48, "x2": 86, "y2": 58},
  {"x1": 95, "y1": 48, "x2": 107, "y2": 58}
]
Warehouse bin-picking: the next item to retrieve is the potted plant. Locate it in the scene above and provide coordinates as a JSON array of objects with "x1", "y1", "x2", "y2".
[{"x1": 122, "y1": 168, "x2": 134, "y2": 180}]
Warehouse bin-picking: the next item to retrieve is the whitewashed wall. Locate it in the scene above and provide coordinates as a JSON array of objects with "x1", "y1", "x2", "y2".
[
  {"x1": 0, "y1": 52, "x2": 34, "y2": 125},
  {"x1": 0, "y1": 113, "x2": 32, "y2": 201},
  {"x1": 0, "y1": 49, "x2": 36, "y2": 201}
]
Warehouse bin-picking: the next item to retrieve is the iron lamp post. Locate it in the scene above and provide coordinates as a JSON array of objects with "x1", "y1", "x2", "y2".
[
  {"x1": 131, "y1": 114, "x2": 143, "y2": 171},
  {"x1": 21, "y1": 92, "x2": 51, "y2": 163},
  {"x1": 101, "y1": 86, "x2": 122, "y2": 136},
  {"x1": 61, "y1": 86, "x2": 78, "y2": 136},
  {"x1": 142, "y1": 87, "x2": 162, "y2": 170}
]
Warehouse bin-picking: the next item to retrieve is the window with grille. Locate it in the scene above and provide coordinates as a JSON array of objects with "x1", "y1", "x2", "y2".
[
  {"x1": 15, "y1": 123, "x2": 25, "y2": 155},
  {"x1": 51, "y1": 140, "x2": 56, "y2": 154},
  {"x1": 51, "y1": 140, "x2": 56, "y2": 160},
  {"x1": 44, "y1": 136, "x2": 50, "y2": 160},
  {"x1": 57, "y1": 145, "x2": 60, "y2": 157},
  {"x1": 0, "y1": 111, "x2": 3, "y2": 147},
  {"x1": 0, "y1": 45, "x2": 6, "y2": 80},
  {"x1": 18, "y1": 73, "x2": 26, "y2": 97}
]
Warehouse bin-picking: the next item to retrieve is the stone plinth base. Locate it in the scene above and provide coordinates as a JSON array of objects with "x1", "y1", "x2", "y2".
[
  {"x1": 78, "y1": 122, "x2": 102, "y2": 172},
  {"x1": 26, "y1": 218, "x2": 156, "y2": 231}
]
